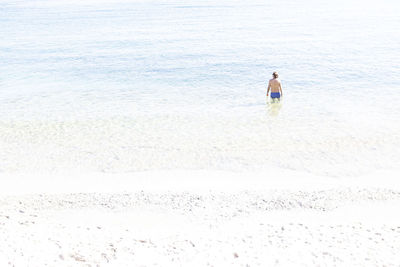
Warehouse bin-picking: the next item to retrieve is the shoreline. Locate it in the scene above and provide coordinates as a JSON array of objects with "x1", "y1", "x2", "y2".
[{"x1": 2, "y1": 168, "x2": 400, "y2": 195}]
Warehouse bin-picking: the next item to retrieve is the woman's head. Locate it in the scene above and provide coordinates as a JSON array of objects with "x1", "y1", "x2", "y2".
[{"x1": 272, "y1": 72, "x2": 279, "y2": 78}]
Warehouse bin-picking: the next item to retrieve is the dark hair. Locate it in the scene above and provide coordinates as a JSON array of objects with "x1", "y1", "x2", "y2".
[{"x1": 273, "y1": 72, "x2": 279, "y2": 78}]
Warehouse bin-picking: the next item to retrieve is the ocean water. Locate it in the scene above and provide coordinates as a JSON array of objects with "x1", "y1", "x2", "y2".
[{"x1": 1, "y1": 0, "x2": 399, "y2": 175}]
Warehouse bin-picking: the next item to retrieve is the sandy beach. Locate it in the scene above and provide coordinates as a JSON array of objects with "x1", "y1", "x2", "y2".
[
  {"x1": 2, "y1": 0, "x2": 400, "y2": 266},
  {"x1": 2, "y1": 170, "x2": 400, "y2": 266}
]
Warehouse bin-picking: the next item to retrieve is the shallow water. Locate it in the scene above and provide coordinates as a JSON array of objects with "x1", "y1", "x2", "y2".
[{"x1": 1, "y1": 0, "x2": 399, "y2": 175}]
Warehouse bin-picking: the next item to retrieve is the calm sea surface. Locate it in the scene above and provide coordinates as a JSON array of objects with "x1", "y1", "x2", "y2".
[{"x1": 1, "y1": 0, "x2": 399, "y2": 175}]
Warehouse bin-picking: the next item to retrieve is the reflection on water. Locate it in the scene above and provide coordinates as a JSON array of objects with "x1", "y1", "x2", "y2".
[{"x1": 266, "y1": 98, "x2": 282, "y2": 117}]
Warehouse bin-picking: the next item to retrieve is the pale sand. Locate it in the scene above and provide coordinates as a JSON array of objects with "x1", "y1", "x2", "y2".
[{"x1": 1, "y1": 170, "x2": 400, "y2": 266}]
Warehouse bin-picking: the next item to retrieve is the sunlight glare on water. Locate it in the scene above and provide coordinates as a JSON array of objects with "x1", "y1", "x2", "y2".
[{"x1": 1, "y1": 0, "x2": 399, "y2": 175}]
